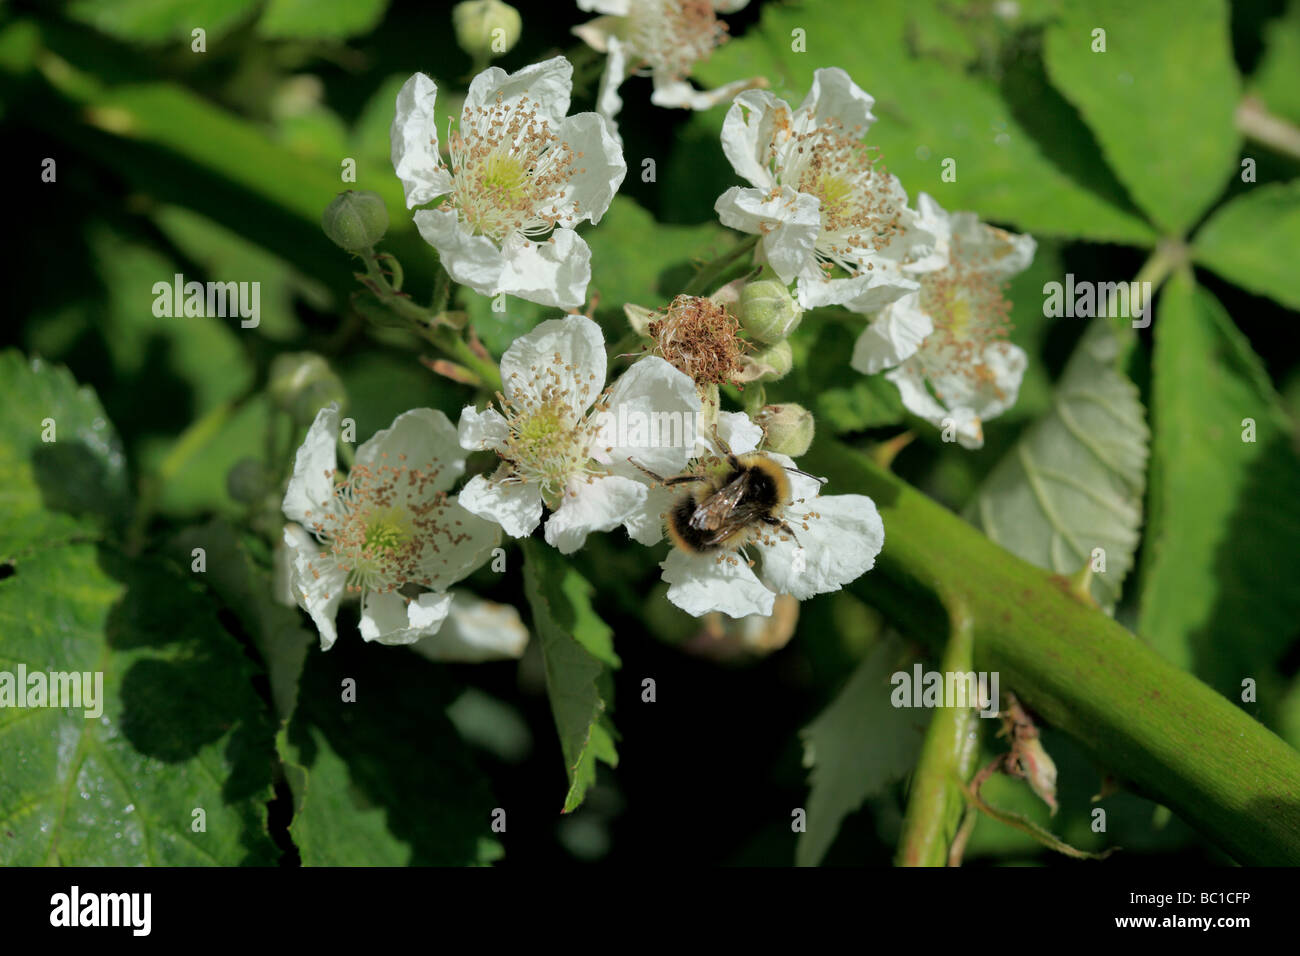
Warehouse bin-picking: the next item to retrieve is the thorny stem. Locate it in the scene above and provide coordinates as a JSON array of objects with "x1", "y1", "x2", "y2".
[
  {"x1": 896, "y1": 597, "x2": 981, "y2": 867},
  {"x1": 683, "y1": 233, "x2": 760, "y2": 296},
  {"x1": 802, "y1": 438, "x2": 1300, "y2": 865}
]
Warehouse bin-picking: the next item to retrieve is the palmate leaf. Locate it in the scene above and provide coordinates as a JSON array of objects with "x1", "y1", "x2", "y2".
[
  {"x1": 521, "y1": 540, "x2": 619, "y2": 814},
  {"x1": 1042, "y1": 0, "x2": 1241, "y2": 235},
  {"x1": 0, "y1": 545, "x2": 279, "y2": 865},
  {"x1": 1192, "y1": 181, "x2": 1300, "y2": 313},
  {"x1": 0, "y1": 355, "x2": 277, "y2": 865},
  {"x1": 965, "y1": 319, "x2": 1149, "y2": 609},
  {"x1": 1137, "y1": 271, "x2": 1300, "y2": 703},
  {"x1": 688, "y1": 0, "x2": 1155, "y2": 244}
]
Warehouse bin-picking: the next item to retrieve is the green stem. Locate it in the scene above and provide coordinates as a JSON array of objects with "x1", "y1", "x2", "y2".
[
  {"x1": 126, "y1": 394, "x2": 246, "y2": 554},
  {"x1": 896, "y1": 598, "x2": 980, "y2": 866},
  {"x1": 802, "y1": 438, "x2": 1300, "y2": 866},
  {"x1": 683, "y1": 234, "x2": 760, "y2": 296},
  {"x1": 356, "y1": 247, "x2": 501, "y2": 393}
]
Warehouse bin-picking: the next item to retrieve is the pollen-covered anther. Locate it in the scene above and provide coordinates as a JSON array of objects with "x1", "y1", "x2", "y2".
[
  {"x1": 446, "y1": 93, "x2": 577, "y2": 242},
  {"x1": 302, "y1": 459, "x2": 463, "y2": 597},
  {"x1": 920, "y1": 233, "x2": 1014, "y2": 391},
  {"x1": 647, "y1": 294, "x2": 745, "y2": 386},
  {"x1": 628, "y1": 0, "x2": 731, "y2": 79}
]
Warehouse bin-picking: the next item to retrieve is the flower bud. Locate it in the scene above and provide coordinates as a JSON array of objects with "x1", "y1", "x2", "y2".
[
  {"x1": 321, "y1": 189, "x2": 388, "y2": 252},
  {"x1": 737, "y1": 279, "x2": 802, "y2": 344},
  {"x1": 268, "y1": 352, "x2": 347, "y2": 424},
  {"x1": 226, "y1": 457, "x2": 269, "y2": 504},
  {"x1": 736, "y1": 338, "x2": 793, "y2": 383},
  {"x1": 756, "y1": 403, "x2": 815, "y2": 457},
  {"x1": 452, "y1": 0, "x2": 522, "y2": 61}
]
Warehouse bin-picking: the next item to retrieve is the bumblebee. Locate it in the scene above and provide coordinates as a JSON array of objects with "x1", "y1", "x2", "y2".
[{"x1": 634, "y1": 443, "x2": 822, "y2": 554}]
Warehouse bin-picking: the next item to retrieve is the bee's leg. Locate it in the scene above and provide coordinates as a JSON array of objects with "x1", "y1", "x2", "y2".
[
  {"x1": 763, "y1": 514, "x2": 802, "y2": 546},
  {"x1": 626, "y1": 457, "x2": 706, "y2": 487},
  {"x1": 707, "y1": 426, "x2": 745, "y2": 471}
]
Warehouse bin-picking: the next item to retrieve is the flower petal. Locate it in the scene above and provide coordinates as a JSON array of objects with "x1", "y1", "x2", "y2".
[
  {"x1": 356, "y1": 407, "x2": 466, "y2": 492},
  {"x1": 598, "y1": 356, "x2": 700, "y2": 479},
  {"x1": 850, "y1": 291, "x2": 934, "y2": 375},
  {"x1": 282, "y1": 403, "x2": 339, "y2": 526},
  {"x1": 544, "y1": 474, "x2": 647, "y2": 554},
  {"x1": 284, "y1": 525, "x2": 347, "y2": 651},
  {"x1": 500, "y1": 313, "x2": 607, "y2": 412},
  {"x1": 411, "y1": 591, "x2": 529, "y2": 662},
  {"x1": 757, "y1": 493, "x2": 884, "y2": 599},
  {"x1": 715, "y1": 184, "x2": 822, "y2": 284},
  {"x1": 458, "y1": 404, "x2": 510, "y2": 451},
  {"x1": 497, "y1": 229, "x2": 592, "y2": 309},
  {"x1": 457, "y1": 474, "x2": 544, "y2": 538},
  {"x1": 391, "y1": 73, "x2": 453, "y2": 209},
  {"x1": 662, "y1": 548, "x2": 775, "y2": 618},
  {"x1": 465, "y1": 55, "x2": 573, "y2": 130},
  {"x1": 553, "y1": 111, "x2": 626, "y2": 226},
  {"x1": 651, "y1": 74, "x2": 761, "y2": 111},
  {"x1": 576, "y1": 0, "x2": 631, "y2": 15},
  {"x1": 359, "y1": 589, "x2": 453, "y2": 645},
  {"x1": 795, "y1": 67, "x2": 877, "y2": 137},
  {"x1": 413, "y1": 206, "x2": 506, "y2": 297},
  {"x1": 719, "y1": 89, "x2": 788, "y2": 190},
  {"x1": 423, "y1": 499, "x2": 503, "y2": 589}
]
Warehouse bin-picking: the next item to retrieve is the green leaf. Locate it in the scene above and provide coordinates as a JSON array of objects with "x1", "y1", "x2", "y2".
[
  {"x1": 66, "y1": 0, "x2": 261, "y2": 43},
  {"x1": 0, "y1": 545, "x2": 278, "y2": 864},
  {"x1": 1191, "y1": 181, "x2": 1300, "y2": 312},
  {"x1": 1249, "y1": 2, "x2": 1300, "y2": 129},
  {"x1": 170, "y1": 520, "x2": 312, "y2": 726},
  {"x1": 0, "y1": 351, "x2": 130, "y2": 562},
  {"x1": 258, "y1": 0, "x2": 390, "y2": 39},
  {"x1": 1137, "y1": 271, "x2": 1300, "y2": 702},
  {"x1": 1042, "y1": 0, "x2": 1241, "y2": 234},
  {"x1": 521, "y1": 539, "x2": 619, "y2": 814},
  {"x1": 796, "y1": 633, "x2": 927, "y2": 867},
  {"x1": 786, "y1": 318, "x2": 905, "y2": 433},
  {"x1": 279, "y1": 638, "x2": 503, "y2": 865},
  {"x1": 965, "y1": 319, "x2": 1149, "y2": 609},
  {"x1": 691, "y1": 0, "x2": 1155, "y2": 244}
]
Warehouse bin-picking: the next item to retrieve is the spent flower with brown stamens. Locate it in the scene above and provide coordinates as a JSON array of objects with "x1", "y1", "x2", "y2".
[{"x1": 646, "y1": 294, "x2": 745, "y2": 386}]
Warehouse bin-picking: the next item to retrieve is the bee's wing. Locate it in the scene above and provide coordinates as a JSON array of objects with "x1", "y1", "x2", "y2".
[{"x1": 689, "y1": 471, "x2": 752, "y2": 532}]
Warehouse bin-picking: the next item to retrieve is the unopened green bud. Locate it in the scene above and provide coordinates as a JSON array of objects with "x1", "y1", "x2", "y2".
[
  {"x1": 269, "y1": 352, "x2": 347, "y2": 424},
  {"x1": 322, "y1": 189, "x2": 388, "y2": 252},
  {"x1": 737, "y1": 338, "x2": 793, "y2": 382},
  {"x1": 226, "y1": 457, "x2": 269, "y2": 504},
  {"x1": 453, "y1": 0, "x2": 522, "y2": 61},
  {"x1": 756, "y1": 403, "x2": 815, "y2": 457},
  {"x1": 737, "y1": 279, "x2": 802, "y2": 344}
]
